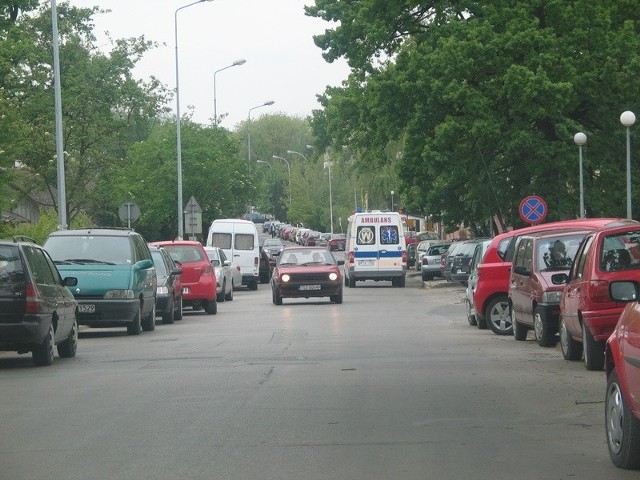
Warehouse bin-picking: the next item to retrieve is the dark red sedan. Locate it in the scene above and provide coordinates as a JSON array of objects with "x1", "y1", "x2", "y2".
[{"x1": 271, "y1": 247, "x2": 343, "y2": 305}]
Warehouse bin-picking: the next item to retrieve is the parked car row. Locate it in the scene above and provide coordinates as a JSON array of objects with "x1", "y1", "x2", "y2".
[
  {"x1": 0, "y1": 220, "x2": 267, "y2": 367},
  {"x1": 444, "y1": 217, "x2": 640, "y2": 470}
]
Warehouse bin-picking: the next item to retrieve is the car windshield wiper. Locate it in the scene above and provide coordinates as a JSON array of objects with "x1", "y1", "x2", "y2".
[{"x1": 61, "y1": 258, "x2": 115, "y2": 265}]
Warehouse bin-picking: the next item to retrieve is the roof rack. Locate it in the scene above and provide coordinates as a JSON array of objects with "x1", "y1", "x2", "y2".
[{"x1": 13, "y1": 235, "x2": 37, "y2": 244}]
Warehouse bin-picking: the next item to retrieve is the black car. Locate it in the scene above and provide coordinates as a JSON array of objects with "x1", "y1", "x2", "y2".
[
  {"x1": 0, "y1": 237, "x2": 78, "y2": 366},
  {"x1": 449, "y1": 238, "x2": 492, "y2": 285},
  {"x1": 149, "y1": 246, "x2": 183, "y2": 324}
]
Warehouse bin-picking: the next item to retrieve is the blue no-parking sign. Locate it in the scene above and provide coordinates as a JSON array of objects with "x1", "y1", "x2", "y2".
[{"x1": 519, "y1": 195, "x2": 548, "y2": 225}]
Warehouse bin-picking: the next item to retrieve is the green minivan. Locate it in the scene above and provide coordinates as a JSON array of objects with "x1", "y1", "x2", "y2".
[{"x1": 44, "y1": 228, "x2": 157, "y2": 335}]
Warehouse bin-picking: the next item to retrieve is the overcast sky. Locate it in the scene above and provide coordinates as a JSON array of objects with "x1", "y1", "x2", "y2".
[{"x1": 65, "y1": 0, "x2": 351, "y2": 129}]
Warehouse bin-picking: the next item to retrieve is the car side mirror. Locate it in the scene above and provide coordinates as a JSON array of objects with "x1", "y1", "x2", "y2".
[
  {"x1": 610, "y1": 281, "x2": 639, "y2": 302},
  {"x1": 551, "y1": 273, "x2": 568, "y2": 285},
  {"x1": 63, "y1": 276, "x2": 78, "y2": 287},
  {"x1": 223, "y1": 260, "x2": 231, "y2": 267},
  {"x1": 513, "y1": 265, "x2": 530, "y2": 276},
  {"x1": 171, "y1": 267, "x2": 183, "y2": 276},
  {"x1": 137, "y1": 259, "x2": 154, "y2": 269}
]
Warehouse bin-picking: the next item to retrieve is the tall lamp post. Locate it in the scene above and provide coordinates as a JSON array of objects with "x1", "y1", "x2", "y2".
[
  {"x1": 287, "y1": 149, "x2": 308, "y2": 161},
  {"x1": 213, "y1": 59, "x2": 246, "y2": 126},
  {"x1": 324, "y1": 151, "x2": 334, "y2": 233},
  {"x1": 621, "y1": 111, "x2": 636, "y2": 219},
  {"x1": 256, "y1": 159, "x2": 271, "y2": 168},
  {"x1": 272, "y1": 155, "x2": 292, "y2": 208},
  {"x1": 51, "y1": 0, "x2": 67, "y2": 229},
  {"x1": 574, "y1": 132, "x2": 587, "y2": 218},
  {"x1": 391, "y1": 190, "x2": 395, "y2": 211},
  {"x1": 247, "y1": 101, "x2": 275, "y2": 162},
  {"x1": 175, "y1": 0, "x2": 212, "y2": 240}
]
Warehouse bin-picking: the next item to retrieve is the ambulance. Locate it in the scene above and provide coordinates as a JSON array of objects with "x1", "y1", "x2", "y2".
[{"x1": 343, "y1": 211, "x2": 408, "y2": 287}]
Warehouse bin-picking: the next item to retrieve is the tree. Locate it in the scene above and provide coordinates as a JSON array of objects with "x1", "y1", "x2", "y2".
[{"x1": 307, "y1": 1, "x2": 640, "y2": 229}]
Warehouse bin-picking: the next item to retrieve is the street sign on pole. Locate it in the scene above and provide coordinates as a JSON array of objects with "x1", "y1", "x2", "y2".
[
  {"x1": 118, "y1": 202, "x2": 141, "y2": 229},
  {"x1": 519, "y1": 195, "x2": 547, "y2": 225},
  {"x1": 184, "y1": 196, "x2": 202, "y2": 240}
]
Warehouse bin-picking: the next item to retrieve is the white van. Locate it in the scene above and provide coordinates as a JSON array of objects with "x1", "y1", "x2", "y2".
[
  {"x1": 344, "y1": 211, "x2": 408, "y2": 287},
  {"x1": 206, "y1": 219, "x2": 259, "y2": 290}
]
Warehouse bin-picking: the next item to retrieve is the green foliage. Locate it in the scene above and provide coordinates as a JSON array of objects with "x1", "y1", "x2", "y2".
[
  {"x1": 308, "y1": 0, "x2": 640, "y2": 229},
  {"x1": 4, "y1": 209, "x2": 92, "y2": 244}
]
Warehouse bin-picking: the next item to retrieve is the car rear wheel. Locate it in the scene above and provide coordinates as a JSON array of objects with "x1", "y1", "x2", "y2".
[
  {"x1": 142, "y1": 304, "x2": 156, "y2": 331},
  {"x1": 486, "y1": 295, "x2": 512, "y2": 335},
  {"x1": 175, "y1": 297, "x2": 183, "y2": 320},
  {"x1": 248, "y1": 281, "x2": 258, "y2": 291},
  {"x1": 163, "y1": 298, "x2": 175, "y2": 324},
  {"x1": 559, "y1": 317, "x2": 581, "y2": 360},
  {"x1": 127, "y1": 307, "x2": 142, "y2": 335},
  {"x1": 466, "y1": 299, "x2": 477, "y2": 326},
  {"x1": 606, "y1": 370, "x2": 640, "y2": 469},
  {"x1": 348, "y1": 276, "x2": 356, "y2": 288},
  {"x1": 32, "y1": 324, "x2": 55, "y2": 366},
  {"x1": 205, "y1": 299, "x2": 217, "y2": 315},
  {"x1": 57, "y1": 319, "x2": 78, "y2": 358},
  {"x1": 533, "y1": 308, "x2": 554, "y2": 347},
  {"x1": 583, "y1": 323, "x2": 605, "y2": 370},
  {"x1": 225, "y1": 281, "x2": 234, "y2": 301}
]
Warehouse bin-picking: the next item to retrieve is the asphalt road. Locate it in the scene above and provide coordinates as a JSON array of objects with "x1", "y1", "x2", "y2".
[{"x1": 0, "y1": 268, "x2": 635, "y2": 480}]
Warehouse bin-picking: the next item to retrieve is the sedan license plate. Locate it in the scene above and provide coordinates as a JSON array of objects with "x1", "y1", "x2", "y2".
[
  {"x1": 182, "y1": 287, "x2": 190, "y2": 294},
  {"x1": 358, "y1": 260, "x2": 375, "y2": 266},
  {"x1": 299, "y1": 284, "x2": 321, "y2": 291},
  {"x1": 78, "y1": 304, "x2": 95, "y2": 313}
]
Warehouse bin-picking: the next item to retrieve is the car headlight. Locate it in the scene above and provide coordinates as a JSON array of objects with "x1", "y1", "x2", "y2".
[
  {"x1": 542, "y1": 291, "x2": 562, "y2": 304},
  {"x1": 156, "y1": 286, "x2": 169, "y2": 295},
  {"x1": 281, "y1": 274, "x2": 290, "y2": 282},
  {"x1": 329, "y1": 273, "x2": 338, "y2": 281},
  {"x1": 104, "y1": 289, "x2": 135, "y2": 299}
]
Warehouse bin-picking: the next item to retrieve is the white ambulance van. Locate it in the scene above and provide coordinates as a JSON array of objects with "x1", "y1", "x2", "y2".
[
  {"x1": 206, "y1": 219, "x2": 259, "y2": 290},
  {"x1": 343, "y1": 211, "x2": 408, "y2": 287}
]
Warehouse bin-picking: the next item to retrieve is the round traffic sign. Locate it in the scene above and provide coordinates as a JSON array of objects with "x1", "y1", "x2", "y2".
[{"x1": 519, "y1": 195, "x2": 547, "y2": 225}]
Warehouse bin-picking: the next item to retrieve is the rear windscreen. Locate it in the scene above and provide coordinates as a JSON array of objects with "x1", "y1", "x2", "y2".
[
  {"x1": 163, "y1": 245, "x2": 205, "y2": 264},
  {"x1": 0, "y1": 245, "x2": 24, "y2": 289},
  {"x1": 234, "y1": 233, "x2": 255, "y2": 251},
  {"x1": 211, "y1": 233, "x2": 232, "y2": 249}
]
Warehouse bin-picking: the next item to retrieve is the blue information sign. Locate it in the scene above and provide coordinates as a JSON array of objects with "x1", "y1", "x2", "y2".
[{"x1": 519, "y1": 195, "x2": 547, "y2": 225}]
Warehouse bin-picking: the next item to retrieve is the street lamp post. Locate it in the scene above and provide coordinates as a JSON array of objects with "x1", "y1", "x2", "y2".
[
  {"x1": 256, "y1": 159, "x2": 271, "y2": 168},
  {"x1": 272, "y1": 155, "x2": 292, "y2": 208},
  {"x1": 175, "y1": 0, "x2": 212, "y2": 240},
  {"x1": 574, "y1": 132, "x2": 587, "y2": 218},
  {"x1": 391, "y1": 190, "x2": 395, "y2": 211},
  {"x1": 286, "y1": 149, "x2": 308, "y2": 161},
  {"x1": 621, "y1": 111, "x2": 636, "y2": 219},
  {"x1": 247, "y1": 101, "x2": 275, "y2": 162},
  {"x1": 213, "y1": 59, "x2": 246, "y2": 126},
  {"x1": 324, "y1": 152, "x2": 334, "y2": 234}
]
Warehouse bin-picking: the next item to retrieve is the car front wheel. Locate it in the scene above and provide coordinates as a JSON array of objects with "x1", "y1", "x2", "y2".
[
  {"x1": 533, "y1": 308, "x2": 554, "y2": 347},
  {"x1": 142, "y1": 304, "x2": 156, "y2": 331},
  {"x1": 466, "y1": 299, "x2": 477, "y2": 326},
  {"x1": 606, "y1": 370, "x2": 640, "y2": 469},
  {"x1": 559, "y1": 316, "x2": 582, "y2": 361},
  {"x1": 127, "y1": 307, "x2": 142, "y2": 335}
]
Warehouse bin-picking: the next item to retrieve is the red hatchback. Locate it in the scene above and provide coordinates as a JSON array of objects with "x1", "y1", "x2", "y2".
[
  {"x1": 271, "y1": 247, "x2": 343, "y2": 305},
  {"x1": 554, "y1": 221, "x2": 640, "y2": 370},
  {"x1": 149, "y1": 241, "x2": 217, "y2": 315}
]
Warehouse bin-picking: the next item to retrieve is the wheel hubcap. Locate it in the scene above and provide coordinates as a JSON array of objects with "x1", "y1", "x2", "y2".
[
  {"x1": 491, "y1": 302, "x2": 511, "y2": 332},
  {"x1": 606, "y1": 382, "x2": 624, "y2": 454},
  {"x1": 534, "y1": 313, "x2": 543, "y2": 340},
  {"x1": 560, "y1": 320, "x2": 569, "y2": 354}
]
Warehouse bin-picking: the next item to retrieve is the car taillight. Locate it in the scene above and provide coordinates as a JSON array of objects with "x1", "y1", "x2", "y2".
[
  {"x1": 588, "y1": 280, "x2": 612, "y2": 303},
  {"x1": 348, "y1": 251, "x2": 355, "y2": 264},
  {"x1": 202, "y1": 263, "x2": 214, "y2": 277},
  {"x1": 254, "y1": 256, "x2": 259, "y2": 267},
  {"x1": 25, "y1": 282, "x2": 40, "y2": 314},
  {"x1": 402, "y1": 250, "x2": 408, "y2": 263},
  {"x1": 422, "y1": 257, "x2": 429, "y2": 266}
]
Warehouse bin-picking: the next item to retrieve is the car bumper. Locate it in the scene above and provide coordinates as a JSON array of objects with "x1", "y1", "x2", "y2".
[
  {"x1": 0, "y1": 314, "x2": 49, "y2": 348},
  {"x1": 583, "y1": 307, "x2": 625, "y2": 341},
  {"x1": 155, "y1": 293, "x2": 172, "y2": 314},
  {"x1": 275, "y1": 282, "x2": 342, "y2": 298},
  {"x1": 348, "y1": 268, "x2": 406, "y2": 281},
  {"x1": 242, "y1": 273, "x2": 259, "y2": 285},
  {"x1": 75, "y1": 298, "x2": 140, "y2": 326},
  {"x1": 181, "y1": 280, "x2": 216, "y2": 301}
]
